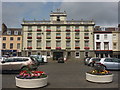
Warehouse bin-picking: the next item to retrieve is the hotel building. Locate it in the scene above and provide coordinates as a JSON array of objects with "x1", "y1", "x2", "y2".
[{"x1": 22, "y1": 9, "x2": 95, "y2": 60}]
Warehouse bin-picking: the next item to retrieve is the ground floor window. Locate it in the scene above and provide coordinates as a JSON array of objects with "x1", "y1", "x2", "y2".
[
  {"x1": 75, "y1": 52, "x2": 80, "y2": 58},
  {"x1": 84, "y1": 52, "x2": 89, "y2": 57},
  {"x1": 37, "y1": 52, "x2": 41, "y2": 55},
  {"x1": 96, "y1": 53, "x2": 99, "y2": 57},
  {"x1": 47, "y1": 52, "x2": 51, "y2": 58},
  {"x1": 105, "y1": 53, "x2": 108, "y2": 57}
]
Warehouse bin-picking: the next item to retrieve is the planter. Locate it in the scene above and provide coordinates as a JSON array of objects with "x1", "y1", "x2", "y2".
[
  {"x1": 86, "y1": 73, "x2": 113, "y2": 83},
  {"x1": 15, "y1": 76, "x2": 48, "y2": 88}
]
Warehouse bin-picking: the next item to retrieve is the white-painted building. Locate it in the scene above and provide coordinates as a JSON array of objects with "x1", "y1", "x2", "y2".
[
  {"x1": 94, "y1": 26, "x2": 114, "y2": 58},
  {"x1": 22, "y1": 9, "x2": 95, "y2": 60}
]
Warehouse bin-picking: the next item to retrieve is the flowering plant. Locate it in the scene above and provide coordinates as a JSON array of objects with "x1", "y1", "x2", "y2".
[
  {"x1": 88, "y1": 64, "x2": 112, "y2": 75},
  {"x1": 16, "y1": 65, "x2": 47, "y2": 79},
  {"x1": 16, "y1": 70, "x2": 47, "y2": 79}
]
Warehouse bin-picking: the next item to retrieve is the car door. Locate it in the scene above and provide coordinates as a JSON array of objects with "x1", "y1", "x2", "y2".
[
  {"x1": 10, "y1": 58, "x2": 24, "y2": 70},
  {"x1": 113, "y1": 58, "x2": 120, "y2": 70},
  {"x1": 1, "y1": 58, "x2": 13, "y2": 70},
  {"x1": 103, "y1": 58, "x2": 114, "y2": 69}
]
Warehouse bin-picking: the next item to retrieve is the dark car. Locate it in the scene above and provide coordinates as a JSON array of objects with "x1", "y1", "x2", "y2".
[{"x1": 58, "y1": 57, "x2": 64, "y2": 63}]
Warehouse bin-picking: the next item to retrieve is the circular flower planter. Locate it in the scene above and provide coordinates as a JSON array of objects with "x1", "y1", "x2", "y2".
[
  {"x1": 15, "y1": 76, "x2": 48, "y2": 88},
  {"x1": 86, "y1": 73, "x2": 113, "y2": 83}
]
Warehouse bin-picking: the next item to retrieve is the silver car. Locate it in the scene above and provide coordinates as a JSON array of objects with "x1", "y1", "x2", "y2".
[
  {"x1": 0, "y1": 57, "x2": 36, "y2": 71},
  {"x1": 96, "y1": 58, "x2": 120, "y2": 70},
  {"x1": 0, "y1": 57, "x2": 6, "y2": 62},
  {"x1": 84, "y1": 57, "x2": 91, "y2": 65}
]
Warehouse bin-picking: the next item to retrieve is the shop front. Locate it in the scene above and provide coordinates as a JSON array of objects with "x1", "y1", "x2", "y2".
[{"x1": 95, "y1": 50, "x2": 113, "y2": 58}]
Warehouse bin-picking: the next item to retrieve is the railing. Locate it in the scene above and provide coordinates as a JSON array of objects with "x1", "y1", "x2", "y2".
[{"x1": 22, "y1": 20, "x2": 95, "y2": 25}]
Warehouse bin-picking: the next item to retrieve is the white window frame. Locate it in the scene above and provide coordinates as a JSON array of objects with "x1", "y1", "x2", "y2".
[
  {"x1": 47, "y1": 52, "x2": 51, "y2": 58},
  {"x1": 96, "y1": 35, "x2": 99, "y2": 40},
  {"x1": 75, "y1": 52, "x2": 80, "y2": 58},
  {"x1": 113, "y1": 34, "x2": 116, "y2": 40},
  {"x1": 14, "y1": 31, "x2": 18, "y2": 35},
  {"x1": 104, "y1": 34, "x2": 107, "y2": 40},
  {"x1": 84, "y1": 52, "x2": 89, "y2": 57},
  {"x1": 37, "y1": 40, "x2": 41, "y2": 48},
  {"x1": 7, "y1": 30, "x2": 11, "y2": 35}
]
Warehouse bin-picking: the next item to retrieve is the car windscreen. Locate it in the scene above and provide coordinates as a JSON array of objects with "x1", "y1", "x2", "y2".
[
  {"x1": 92, "y1": 58, "x2": 100, "y2": 61},
  {"x1": 4, "y1": 58, "x2": 14, "y2": 62},
  {"x1": 14, "y1": 58, "x2": 29, "y2": 62}
]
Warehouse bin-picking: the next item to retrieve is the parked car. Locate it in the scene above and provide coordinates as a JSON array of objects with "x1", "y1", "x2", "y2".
[
  {"x1": 88, "y1": 58, "x2": 101, "y2": 66},
  {"x1": 84, "y1": 57, "x2": 91, "y2": 65},
  {"x1": 30, "y1": 55, "x2": 43, "y2": 64},
  {"x1": 42, "y1": 55, "x2": 47, "y2": 63},
  {"x1": 95, "y1": 58, "x2": 120, "y2": 70},
  {"x1": 0, "y1": 57, "x2": 6, "y2": 62},
  {"x1": 58, "y1": 57, "x2": 64, "y2": 63},
  {"x1": 0, "y1": 57, "x2": 37, "y2": 71}
]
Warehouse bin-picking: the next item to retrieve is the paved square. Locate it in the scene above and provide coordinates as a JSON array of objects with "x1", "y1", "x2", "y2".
[{"x1": 2, "y1": 60, "x2": 119, "y2": 88}]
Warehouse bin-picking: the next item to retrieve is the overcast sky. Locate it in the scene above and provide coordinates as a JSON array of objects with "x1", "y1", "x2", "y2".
[{"x1": 1, "y1": 1, "x2": 119, "y2": 28}]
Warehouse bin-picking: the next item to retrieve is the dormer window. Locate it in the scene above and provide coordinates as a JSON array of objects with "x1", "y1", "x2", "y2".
[
  {"x1": 57, "y1": 16, "x2": 60, "y2": 21},
  {"x1": 7, "y1": 30, "x2": 11, "y2": 35},
  {"x1": 14, "y1": 31, "x2": 18, "y2": 35}
]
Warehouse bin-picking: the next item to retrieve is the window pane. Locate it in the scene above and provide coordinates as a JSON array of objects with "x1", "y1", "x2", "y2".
[
  {"x1": 17, "y1": 43, "x2": 20, "y2": 49},
  {"x1": 56, "y1": 41, "x2": 61, "y2": 47},
  {"x1": 37, "y1": 33, "x2": 41, "y2": 37},
  {"x1": 96, "y1": 35, "x2": 99, "y2": 40},
  {"x1": 28, "y1": 26, "x2": 32, "y2": 31},
  {"x1": 75, "y1": 41, "x2": 80, "y2": 47},
  {"x1": 27, "y1": 41, "x2": 32, "y2": 47},
  {"x1": 85, "y1": 41, "x2": 89, "y2": 47},
  {"x1": 10, "y1": 43, "x2": 13, "y2": 49},
  {"x1": 37, "y1": 41, "x2": 41, "y2": 48},
  {"x1": 46, "y1": 41, "x2": 51, "y2": 47},
  {"x1": 28, "y1": 33, "x2": 32, "y2": 37}
]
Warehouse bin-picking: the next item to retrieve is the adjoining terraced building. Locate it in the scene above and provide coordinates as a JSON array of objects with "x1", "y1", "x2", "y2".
[
  {"x1": 112, "y1": 24, "x2": 120, "y2": 58},
  {"x1": 2, "y1": 23, "x2": 22, "y2": 56},
  {"x1": 22, "y1": 9, "x2": 95, "y2": 60}
]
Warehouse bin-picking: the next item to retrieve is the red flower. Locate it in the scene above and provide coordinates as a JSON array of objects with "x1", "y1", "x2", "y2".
[
  {"x1": 84, "y1": 47, "x2": 90, "y2": 49},
  {"x1": 75, "y1": 29, "x2": 80, "y2": 32}
]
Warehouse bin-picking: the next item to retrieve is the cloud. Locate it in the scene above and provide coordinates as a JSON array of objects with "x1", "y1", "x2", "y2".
[
  {"x1": 2, "y1": 2, "x2": 51, "y2": 27},
  {"x1": 2, "y1": 2, "x2": 119, "y2": 28},
  {"x1": 60, "y1": 2, "x2": 118, "y2": 26},
  {"x1": 2, "y1": 0, "x2": 119, "y2": 2}
]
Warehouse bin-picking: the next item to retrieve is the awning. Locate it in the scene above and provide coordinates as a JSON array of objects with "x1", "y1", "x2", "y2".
[
  {"x1": 2, "y1": 50, "x2": 17, "y2": 52},
  {"x1": 95, "y1": 51, "x2": 113, "y2": 54}
]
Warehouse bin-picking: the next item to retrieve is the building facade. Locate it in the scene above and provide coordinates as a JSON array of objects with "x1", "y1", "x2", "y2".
[
  {"x1": 94, "y1": 26, "x2": 116, "y2": 58},
  {"x1": 2, "y1": 24, "x2": 22, "y2": 56},
  {"x1": 0, "y1": 31, "x2": 2, "y2": 57},
  {"x1": 112, "y1": 24, "x2": 120, "y2": 58},
  {"x1": 22, "y1": 9, "x2": 95, "y2": 60}
]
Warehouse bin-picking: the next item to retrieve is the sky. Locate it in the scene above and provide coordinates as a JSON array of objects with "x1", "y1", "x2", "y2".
[{"x1": 1, "y1": 1, "x2": 119, "y2": 29}]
